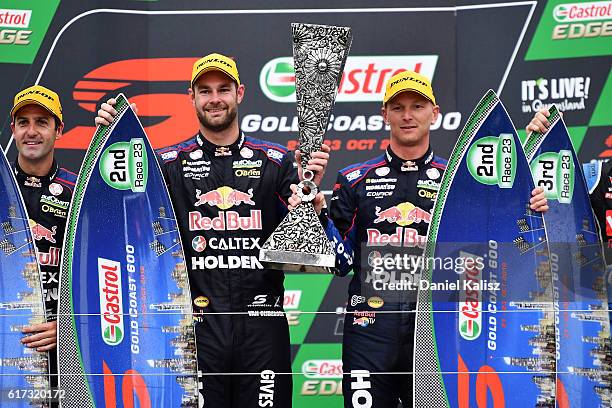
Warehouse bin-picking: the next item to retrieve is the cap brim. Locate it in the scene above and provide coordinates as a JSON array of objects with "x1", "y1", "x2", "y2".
[
  {"x1": 11, "y1": 99, "x2": 62, "y2": 123},
  {"x1": 384, "y1": 88, "x2": 435, "y2": 105},
  {"x1": 192, "y1": 66, "x2": 239, "y2": 86}
]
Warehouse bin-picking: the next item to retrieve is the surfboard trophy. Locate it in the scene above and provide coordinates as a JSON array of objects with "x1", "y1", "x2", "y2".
[
  {"x1": 0, "y1": 150, "x2": 50, "y2": 408},
  {"x1": 259, "y1": 23, "x2": 352, "y2": 273}
]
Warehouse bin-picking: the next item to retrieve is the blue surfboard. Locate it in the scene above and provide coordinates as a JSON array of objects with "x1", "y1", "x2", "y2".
[
  {"x1": 57, "y1": 94, "x2": 198, "y2": 407},
  {"x1": 0, "y1": 149, "x2": 50, "y2": 407},
  {"x1": 414, "y1": 90, "x2": 556, "y2": 407},
  {"x1": 524, "y1": 105, "x2": 611, "y2": 408}
]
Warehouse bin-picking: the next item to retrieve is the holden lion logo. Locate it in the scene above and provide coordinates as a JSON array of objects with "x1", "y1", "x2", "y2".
[{"x1": 98, "y1": 258, "x2": 124, "y2": 346}]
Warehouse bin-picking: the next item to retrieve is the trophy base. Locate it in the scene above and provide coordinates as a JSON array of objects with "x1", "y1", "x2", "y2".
[{"x1": 259, "y1": 249, "x2": 336, "y2": 273}]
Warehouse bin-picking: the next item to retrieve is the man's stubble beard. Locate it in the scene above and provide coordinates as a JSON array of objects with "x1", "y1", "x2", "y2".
[{"x1": 197, "y1": 105, "x2": 238, "y2": 133}]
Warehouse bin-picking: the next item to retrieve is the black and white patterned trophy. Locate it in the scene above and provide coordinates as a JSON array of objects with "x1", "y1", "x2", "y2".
[{"x1": 259, "y1": 23, "x2": 352, "y2": 272}]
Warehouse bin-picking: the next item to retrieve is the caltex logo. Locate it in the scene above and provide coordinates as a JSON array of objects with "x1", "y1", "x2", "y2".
[{"x1": 192, "y1": 235, "x2": 207, "y2": 252}]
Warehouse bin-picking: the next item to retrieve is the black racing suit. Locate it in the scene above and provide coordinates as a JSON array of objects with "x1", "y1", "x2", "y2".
[
  {"x1": 583, "y1": 159, "x2": 612, "y2": 324},
  {"x1": 322, "y1": 146, "x2": 447, "y2": 408},
  {"x1": 14, "y1": 160, "x2": 77, "y2": 390},
  {"x1": 157, "y1": 132, "x2": 296, "y2": 408}
]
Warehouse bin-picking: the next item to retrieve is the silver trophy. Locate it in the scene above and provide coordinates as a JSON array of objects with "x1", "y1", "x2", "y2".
[{"x1": 259, "y1": 23, "x2": 352, "y2": 272}]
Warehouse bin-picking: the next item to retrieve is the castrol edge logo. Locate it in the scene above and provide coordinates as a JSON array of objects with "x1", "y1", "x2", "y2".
[
  {"x1": 260, "y1": 55, "x2": 438, "y2": 103},
  {"x1": 553, "y1": 1, "x2": 612, "y2": 23},
  {"x1": 301, "y1": 359, "x2": 343, "y2": 379},
  {"x1": 98, "y1": 258, "x2": 124, "y2": 346},
  {"x1": 0, "y1": 9, "x2": 32, "y2": 28},
  {"x1": 458, "y1": 251, "x2": 482, "y2": 341}
]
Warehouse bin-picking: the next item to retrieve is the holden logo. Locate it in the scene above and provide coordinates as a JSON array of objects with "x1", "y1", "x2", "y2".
[
  {"x1": 240, "y1": 147, "x2": 254, "y2": 159},
  {"x1": 49, "y1": 182, "x2": 63, "y2": 196},
  {"x1": 426, "y1": 168, "x2": 440, "y2": 180},
  {"x1": 367, "y1": 296, "x2": 384, "y2": 309},
  {"x1": 190, "y1": 149, "x2": 203, "y2": 160},
  {"x1": 375, "y1": 166, "x2": 390, "y2": 177}
]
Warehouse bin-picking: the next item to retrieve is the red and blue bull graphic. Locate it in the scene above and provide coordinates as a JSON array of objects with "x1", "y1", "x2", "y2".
[
  {"x1": 195, "y1": 186, "x2": 255, "y2": 208},
  {"x1": 29, "y1": 220, "x2": 57, "y2": 243},
  {"x1": 373, "y1": 202, "x2": 431, "y2": 225}
]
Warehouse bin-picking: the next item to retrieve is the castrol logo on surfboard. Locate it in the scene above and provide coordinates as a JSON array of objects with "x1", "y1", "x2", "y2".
[
  {"x1": 458, "y1": 251, "x2": 483, "y2": 341},
  {"x1": 98, "y1": 258, "x2": 125, "y2": 346}
]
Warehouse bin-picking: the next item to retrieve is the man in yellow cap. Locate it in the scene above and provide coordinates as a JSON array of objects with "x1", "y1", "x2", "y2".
[
  {"x1": 287, "y1": 70, "x2": 548, "y2": 407},
  {"x1": 96, "y1": 53, "x2": 330, "y2": 407},
  {"x1": 10, "y1": 85, "x2": 78, "y2": 392}
]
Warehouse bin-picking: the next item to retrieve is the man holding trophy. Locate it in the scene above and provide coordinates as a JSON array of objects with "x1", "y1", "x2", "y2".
[
  {"x1": 288, "y1": 70, "x2": 550, "y2": 407},
  {"x1": 95, "y1": 50, "x2": 330, "y2": 407}
]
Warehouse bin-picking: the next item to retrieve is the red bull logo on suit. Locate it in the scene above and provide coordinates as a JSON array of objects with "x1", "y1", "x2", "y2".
[
  {"x1": 373, "y1": 202, "x2": 432, "y2": 226},
  {"x1": 195, "y1": 186, "x2": 255, "y2": 209},
  {"x1": 29, "y1": 220, "x2": 57, "y2": 243}
]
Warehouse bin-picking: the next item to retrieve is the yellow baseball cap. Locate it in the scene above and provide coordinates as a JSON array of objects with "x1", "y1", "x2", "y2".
[
  {"x1": 11, "y1": 85, "x2": 63, "y2": 123},
  {"x1": 383, "y1": 71, "x2": 436, "y2": 105},
  {"x1": 191, "y1": 53, "x2": 240, "y2": 87}
]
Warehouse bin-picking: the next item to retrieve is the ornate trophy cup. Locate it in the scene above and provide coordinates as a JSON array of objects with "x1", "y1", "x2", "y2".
[{"x1": 259, "y1": 23, "x2": 352, "y2": 272}]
